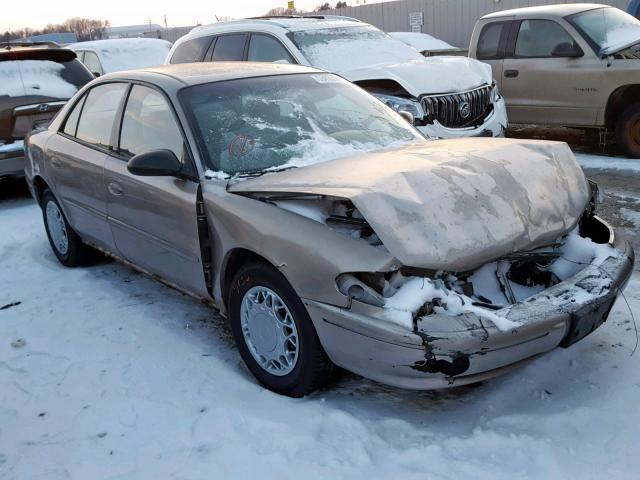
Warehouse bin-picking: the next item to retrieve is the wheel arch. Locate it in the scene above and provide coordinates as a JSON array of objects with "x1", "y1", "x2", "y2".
[
  {"x1": 32, "y1": 175, "x2": 52, "y2": 206},
  {"x1": 605, "y1": 84, "x2": 640, "y2": 130},
  {"x1": 220, "y1": 247, "x2": 276, "y2": 311}
]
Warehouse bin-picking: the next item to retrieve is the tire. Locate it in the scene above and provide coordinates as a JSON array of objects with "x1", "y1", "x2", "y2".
[
  {"x1": 228, "y1": 262, "x2": 335, "y2": 397},
  {"x1": 616, "y1": 103, "x2": 640, "y2": 158},
  {"x1": 41, "y1": 189, "x2": 99, "y2": 267}
]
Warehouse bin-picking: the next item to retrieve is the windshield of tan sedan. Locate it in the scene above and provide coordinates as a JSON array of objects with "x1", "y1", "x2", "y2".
[
  {"x1": 180, "y1": 73, "x2": 421, "y2": 175},
  {"x1": 568, "y1": 7, "x2": 640, "y2": 54},
  {"x1": 288, "y1": 25, "x2": 425, "y2": 72}
]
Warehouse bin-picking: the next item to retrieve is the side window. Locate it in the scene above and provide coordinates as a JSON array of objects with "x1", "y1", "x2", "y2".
[
  {"x1": 477, "y1": 22, "x2": 506, "y2": 60},
  {"x1": 170, "y1": 36, "x2": 212, "y2": 64},
  {"x1": 119, "y1": 85, "x2": 184, "y2": 159},
  {"x1": 83, "y1": 51, "x2": 103, "y2": 76},
  {"x1": 75, "y1": 51, "x2": 85, "y2": 62},
  {"x1": 212, "y1": 34, "x2": 248, "y2": 61},
  {"x1": 248, "y1": 34, "x2": 294, "y2": 63},
  {"x1": 76, "y1": 83, "x2": 128, "y2": 148},
  {"x1": 62, "y1": 94, "x2": 86, "y2": 136},
  {"x1": 515, "y1": 20, "x2": 575, "y2": 58}
]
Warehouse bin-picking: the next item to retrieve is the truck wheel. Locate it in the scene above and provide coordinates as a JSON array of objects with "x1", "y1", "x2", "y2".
[
  {"x1": 228, "y1": 262, "x2": 335, "y2": 397},
  {"x1": 41, "y1": 189, "x2": 99, "y2": 267},
  {"x1": 616, "y1": 103, "x2": 640, "y2": 158}
]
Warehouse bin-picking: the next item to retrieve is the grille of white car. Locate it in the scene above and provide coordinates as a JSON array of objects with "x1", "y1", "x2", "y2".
[{"x1": 420, "y1": 85, "x2": 493, "y2": 129}]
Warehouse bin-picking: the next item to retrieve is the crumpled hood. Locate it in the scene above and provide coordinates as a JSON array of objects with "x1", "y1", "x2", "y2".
[
  {"x1": 229, "y1": 138, "x2": 589, "y2": 272},
  {"x1": 339, "y1": 57, "x2": 493, "y2": 96}
]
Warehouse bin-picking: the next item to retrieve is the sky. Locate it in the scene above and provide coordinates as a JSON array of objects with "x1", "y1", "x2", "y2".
[{"x1": 1, "y1": 0, "x2": 363, "y2": 32}]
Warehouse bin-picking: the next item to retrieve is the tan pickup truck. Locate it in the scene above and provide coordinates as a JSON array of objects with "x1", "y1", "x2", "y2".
[{"x1": 470, "y1": 4, "x2": 640, "y2": 157}]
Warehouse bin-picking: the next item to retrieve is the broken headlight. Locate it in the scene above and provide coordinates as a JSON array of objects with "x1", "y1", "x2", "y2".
[{"x1": 373, "y1": 93, "x2": 425, "y2": 121}]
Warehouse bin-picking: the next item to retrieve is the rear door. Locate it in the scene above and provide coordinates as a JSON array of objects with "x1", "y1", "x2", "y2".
[
  {"x1": 103, "y1": 83, "x2": 207, "y2": 297},
  {"x1": 501, "y1": 19, "x2": 604, "y2": 125},
  {"x1": 48, "y1": 82, "x2": 128, "y2": 249}
]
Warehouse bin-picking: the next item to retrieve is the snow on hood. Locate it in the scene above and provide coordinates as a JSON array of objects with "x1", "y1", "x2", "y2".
[
  {"x1": 341, "y1": 57, "x2": 493, "y2": 97},
  {"x1": 229, "y1": 138, "x2": 590, "y2": 272},
  {"x1": 388, "y1": 32, "x2": 457, "y2": 52},
  {"x1": 0, "y1": 60, "x2": 78, "y2": 98},
  {"x1": 69, "y1": 38, "x2": 171, "y2": 73}
]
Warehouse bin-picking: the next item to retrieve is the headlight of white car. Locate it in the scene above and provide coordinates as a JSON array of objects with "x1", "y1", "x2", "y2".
[{"x1": 373, "y1": 93, "x2": 425, "y2": 120}]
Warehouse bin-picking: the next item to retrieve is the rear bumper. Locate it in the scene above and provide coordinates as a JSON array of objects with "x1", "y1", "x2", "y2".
[
  {"x1": 304, "y1": 223, "x2": 634, "y2": 390},
  {"x1": 0, "y1": 142, "x2": 25, "y2": 178}
]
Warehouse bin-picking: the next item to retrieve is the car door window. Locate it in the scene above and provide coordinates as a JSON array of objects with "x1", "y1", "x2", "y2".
[
  {"x1": 62, "y1": 94, "x2": 86, "y2": 136},
  {"x1": 211, "y1": 34, "x2": 248, "y2": 61},
  {"x1": 75, "y1": 82, "x2": 128, "y2": 148},
  {"x1": 83, "y1": 51, "x2": 103, "y2": 75},
  {"x1": 247, "y1": 34, "x2": 294, "y2": 63},
  {"x1": 170, "y1": 36, "x2": 212, "y2": 64},
  {"x1": 119, "y1": 85, "x2": 184, "y2": 159},
  {"x1": 515, "y1": 20, "x2": 575, "y2": 58},
  {"x1": 477, "y1": 22, "x2": 506, "y2": 59}
]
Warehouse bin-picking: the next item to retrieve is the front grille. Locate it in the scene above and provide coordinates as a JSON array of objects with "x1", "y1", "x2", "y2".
[{"x1": 420, "y1": 85, "x2": 493, "y2": 129}]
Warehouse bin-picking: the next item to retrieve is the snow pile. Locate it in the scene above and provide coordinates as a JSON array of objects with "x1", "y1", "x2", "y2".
[
  {"x1": 388, "y1": 32, "x2": 457, "y2": 52},
  {"x1": 69, "y1": 38, "x2": 171, "y2": 73},
  {"x1": 550, "y1": 229, "x2": 616, "y2": 280},
  {"x1": 575, "y1": 153, "x2": 640, "y2": 173},
  {"x1": 383, "y1": 273, "x2": 521, "y2": 332},
  {"x1": 0, "y1": 60, "x2": 77, "y2": 98},
  {"x1": 0, "y1": 140, "x2": 24, "y2": 153}
]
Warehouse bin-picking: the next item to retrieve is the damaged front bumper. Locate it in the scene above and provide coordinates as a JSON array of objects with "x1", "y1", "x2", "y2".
[
  {"x1": 416, "y1": 97, "x2": 507, "y2": 139},
  {"x1": 303, "y1": 225, "x2": 634, "y2": 390}
]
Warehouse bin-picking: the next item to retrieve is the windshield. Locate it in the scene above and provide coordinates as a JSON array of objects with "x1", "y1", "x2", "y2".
[
  {"x1": 180, "y1": 73, "x2": 421, "y2": 175},
  {"x1": 568, "y1": 7, "x2": 640, "y2": 53},
  {"x1": 289, "y1": 25, "x2": 425, "y2": 72}
]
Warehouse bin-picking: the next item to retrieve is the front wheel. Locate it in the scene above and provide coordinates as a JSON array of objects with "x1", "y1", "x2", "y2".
[
  {"x1": 616, "y1": 103, "x2": 640, "y2": 158},
  {"x1": 228, "y1": 262, "x2": 335, "y2": 397},
  {"x1": 41, "y1": 189, "x2": 99, "y2": 267}
]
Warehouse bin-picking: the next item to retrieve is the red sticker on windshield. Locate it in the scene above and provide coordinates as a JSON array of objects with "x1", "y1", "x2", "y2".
[{"x1": 229, "y1": 134, "x2": 255, "y2": 158}]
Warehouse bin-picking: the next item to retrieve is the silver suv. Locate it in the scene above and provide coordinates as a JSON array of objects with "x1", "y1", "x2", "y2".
[{"x1": 166, "y1": 16, "x2": 508, "y2": 139}]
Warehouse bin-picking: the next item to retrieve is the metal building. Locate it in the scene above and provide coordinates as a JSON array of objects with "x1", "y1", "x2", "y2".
[{"x1": 327, "y1": 0, "x2": 631, "y2": 48}]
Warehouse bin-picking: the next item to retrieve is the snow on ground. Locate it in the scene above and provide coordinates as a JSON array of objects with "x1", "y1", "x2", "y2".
[
  {"x1": 1, "y1": 198, "x2": 640, "y2": 479},
  {"x1": 575, "y1": 153, "x2": 640, "y2": 173}
]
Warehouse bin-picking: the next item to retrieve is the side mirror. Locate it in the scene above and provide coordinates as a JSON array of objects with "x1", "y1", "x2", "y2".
[
  {"x1": 127, "y1": 149, "x2": 183, "y2": 177},
  {"x1": 398, "y1": 110, "x2": 414, "y2": 124},
  {"x1": 551, "y1": 42, "x2": 584, "y2": 58}
]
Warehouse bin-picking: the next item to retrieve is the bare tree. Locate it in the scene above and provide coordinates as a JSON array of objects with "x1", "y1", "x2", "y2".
[{"x1": 2, "y1": 17, "x2": 110, "y2": 42}]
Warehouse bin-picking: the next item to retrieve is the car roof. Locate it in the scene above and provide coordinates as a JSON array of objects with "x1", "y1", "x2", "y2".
[
  {"x1": 98, "y1": 62, "x2": 321, "y2": 89},
  {"x1": 481, "y1": 3, "x2": 609, "y2": 19},
  {"x1": 187, "y1": 15, "x2": 364, "y2": 37}
]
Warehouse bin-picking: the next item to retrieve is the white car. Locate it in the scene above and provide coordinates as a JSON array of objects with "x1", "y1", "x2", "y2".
[
  {"x1": 165, "y1": 16, "x2": 508, "y2": 139},
  {"x1": 68, "y1": 38, "x2": 172, "y2": 77}
]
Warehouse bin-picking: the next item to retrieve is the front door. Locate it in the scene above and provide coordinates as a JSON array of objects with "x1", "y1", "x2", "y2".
[
  {"x1": 103, "y1": 84, "x2": 207, "y2": 297},
  {"x1": 501, "y1": 19, "x2": 604, "y2": 126}
]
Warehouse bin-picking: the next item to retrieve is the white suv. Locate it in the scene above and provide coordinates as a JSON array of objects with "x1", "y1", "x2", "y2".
[{"x1": 166, "y1": 16, "x2": 508, "y2": 138}]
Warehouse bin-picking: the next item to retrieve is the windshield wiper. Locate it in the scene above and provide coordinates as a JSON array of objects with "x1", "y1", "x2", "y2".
[{"x1": 225, "y1": 165, "x2": 297, "y2": 188}]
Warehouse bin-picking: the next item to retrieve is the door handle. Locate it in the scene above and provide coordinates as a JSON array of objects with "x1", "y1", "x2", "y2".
[
  {"x1": 504, "y1": 69, "x2": 519, "y2": 78},
  {"x1": 108, "y1": 181, "x2": 124, "y2": 196}
]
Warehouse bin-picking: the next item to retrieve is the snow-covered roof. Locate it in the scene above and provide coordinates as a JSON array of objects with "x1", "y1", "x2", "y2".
[{"x1": 68, "y1": 38, "x2": 171, "y2": 73}]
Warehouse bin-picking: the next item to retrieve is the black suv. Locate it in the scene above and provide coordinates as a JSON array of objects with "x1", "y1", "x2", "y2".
[{"x1": 0, "y1": 42, "x2": 93, "y2": 178}]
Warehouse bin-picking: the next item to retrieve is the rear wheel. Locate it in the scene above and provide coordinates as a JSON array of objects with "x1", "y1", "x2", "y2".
[
  {"x1": 616, "y1": 103, "x2": 640, "y2": 158},
  {"x1": 41, "y1": 189, "x2": 99, "y2": 267},
  {"x1": 228, "y1": 262, "x2": 335, "y2": 397}
]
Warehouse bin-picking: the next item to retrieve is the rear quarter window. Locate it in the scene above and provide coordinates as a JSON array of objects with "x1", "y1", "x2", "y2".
[{"x1": 170, "y1": 36, "x2": 212, "y2": 64}]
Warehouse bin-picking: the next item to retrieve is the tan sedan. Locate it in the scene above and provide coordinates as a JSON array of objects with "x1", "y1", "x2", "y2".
[{"x1": 25, "y1": 63, "x2": 634, "y2": 396}]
